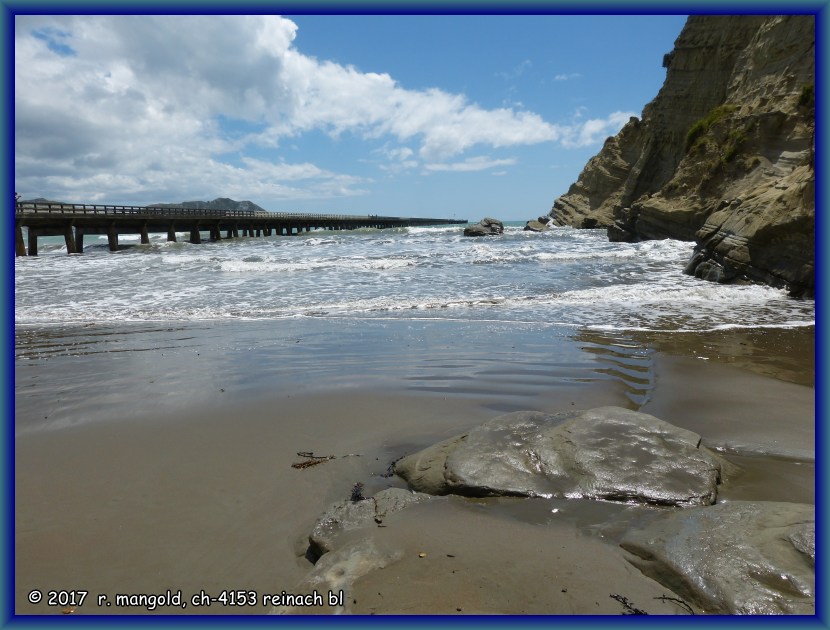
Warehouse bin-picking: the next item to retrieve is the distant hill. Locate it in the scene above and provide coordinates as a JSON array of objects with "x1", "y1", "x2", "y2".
[
  {"x1": 20, "y1": 197, "x2": 66, "y2": 204},
  {"x1": 151, "y1": 197, "x2": 268, "y2": 213},
  {"x1": 18, "y1": 196, "x2": 270, "y2": 214}
]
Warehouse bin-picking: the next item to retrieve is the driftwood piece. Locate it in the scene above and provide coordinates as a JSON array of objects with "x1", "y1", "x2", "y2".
[{"x1": 291, "y1": 451, "x2": 362, "y2": 469}]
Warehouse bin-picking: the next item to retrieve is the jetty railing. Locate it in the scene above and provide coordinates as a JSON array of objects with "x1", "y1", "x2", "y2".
[{"x1": 15, "y1": 202, "x2": 384, "y2": 221}]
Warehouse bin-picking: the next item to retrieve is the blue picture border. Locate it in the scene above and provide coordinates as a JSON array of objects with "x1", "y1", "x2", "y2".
[{"x1": 3, "y1": 1, "x2": 826, "y2": 628}]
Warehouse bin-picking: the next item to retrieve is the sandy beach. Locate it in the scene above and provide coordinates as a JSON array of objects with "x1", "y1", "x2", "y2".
[{"x1": 14, "y1": 324, "x2": 814, "y2": 616}]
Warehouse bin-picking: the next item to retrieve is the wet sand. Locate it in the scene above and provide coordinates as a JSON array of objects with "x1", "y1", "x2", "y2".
[{"x1": 14, "y1": 326, "x2": 815, "y2": 616}]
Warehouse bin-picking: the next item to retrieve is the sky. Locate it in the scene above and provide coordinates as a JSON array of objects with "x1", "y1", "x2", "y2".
[{"x1": 14, "y1": 13, "x2": 688, "y2": 222}]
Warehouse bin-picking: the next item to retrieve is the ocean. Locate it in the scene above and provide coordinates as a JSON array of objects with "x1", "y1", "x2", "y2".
[{"x1": 14, "y1": 222, "x2": 815, "y2": 433}]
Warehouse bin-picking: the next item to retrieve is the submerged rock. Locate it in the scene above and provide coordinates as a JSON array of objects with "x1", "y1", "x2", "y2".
[
  {"x1": 620, "y1": 501, "x2": 815, "y2": 614},
  {"x1": 394, "y1": 407, "x2": 724, "y2": 506},
  {"x1": 524, "y1": 219, "x2": 549, "y2": 232},
  {"x1": 464, "y1": 217, "x2": 504, "y2": 237}
]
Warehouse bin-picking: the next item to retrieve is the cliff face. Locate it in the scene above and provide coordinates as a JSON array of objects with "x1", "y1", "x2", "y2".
[{"x1": 549, "y1": 15, "x2": 815, "y2": 297}]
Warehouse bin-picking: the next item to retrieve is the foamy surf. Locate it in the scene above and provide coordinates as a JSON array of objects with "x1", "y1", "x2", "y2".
[{"x1": 14, "y1": 223, "x2": 813, "y2": 333}]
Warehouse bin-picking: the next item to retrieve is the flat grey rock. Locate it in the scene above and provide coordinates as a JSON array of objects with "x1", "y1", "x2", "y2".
[
  {"x1": 395, "y1": 406, "x2": 723, "y2": 506},
  {"x1": 620, "y1": 501, "x2": 815, "y2": 614},
  {"x1": 309, "y1": 488, "x2": 432, "y2": 559}
]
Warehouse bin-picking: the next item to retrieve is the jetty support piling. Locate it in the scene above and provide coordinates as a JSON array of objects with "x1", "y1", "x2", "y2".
[
  {"x1": 76, "y1": 228, "x2": 84, "y2": 253},
  {"x1": 140, "y1": 225, "x2": 150, "y2": 244},
  {"x1": 190, "y1": 228, "x2": 201, "y2": 244},
  {"x1": 167, "y1": 226, "x2": 177, "y2": 242},
  {"x1": 28, "y1": 228, "x2": 38, "y2": 257},
  {"x1": 63, "y1": 226, "x2": 76, "y2": 254},
  {"x1": 15, "y1": 224, "x2": 26, "y2": 256},
  {"x1": 107, "y1": 224, "x2": 118, "y2": 252}
]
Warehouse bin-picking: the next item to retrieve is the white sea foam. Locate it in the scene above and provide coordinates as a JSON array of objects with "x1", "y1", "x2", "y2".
[{"x1": 14, "y1": 227, "x2": 813, "y2": 332}]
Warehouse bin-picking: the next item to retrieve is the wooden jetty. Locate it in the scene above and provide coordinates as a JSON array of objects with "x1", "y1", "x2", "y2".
[{"x1": 14, "y1": 202, "x2": 468, "y2": 256}]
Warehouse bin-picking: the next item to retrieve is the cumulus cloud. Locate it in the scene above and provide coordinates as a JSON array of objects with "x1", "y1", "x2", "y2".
[{"x1": 14, "y1": 15, "x2": 629, "y2": 204}]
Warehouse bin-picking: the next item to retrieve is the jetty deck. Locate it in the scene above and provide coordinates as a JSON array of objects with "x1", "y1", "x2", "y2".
[{"x1": 14, "y1": 202, "x2": 467, "y2": 256}]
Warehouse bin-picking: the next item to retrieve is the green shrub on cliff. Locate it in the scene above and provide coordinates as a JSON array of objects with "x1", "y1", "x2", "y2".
[
  {"x1": 685, "y1": 104, "x2": 737, "y2": 152},
  {"x1": 798, "y1": 83, "x2": 814, "y2": 108},
  {"x1": 723, "y1": 128, "x2": 748, "y2": 162}
]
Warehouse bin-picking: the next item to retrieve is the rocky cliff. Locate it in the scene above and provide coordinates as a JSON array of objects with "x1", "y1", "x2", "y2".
[{"x1": 549, "y1": 15, "x2": 815, "y2": 297}]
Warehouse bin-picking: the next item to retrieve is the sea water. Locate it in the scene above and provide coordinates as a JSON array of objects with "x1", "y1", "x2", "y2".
[{"x1": 14, "y1": 223, "x2": 815, "y2": 432}]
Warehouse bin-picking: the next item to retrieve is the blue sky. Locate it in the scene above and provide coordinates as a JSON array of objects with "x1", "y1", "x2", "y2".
[{"x1": 15, "y1": 14, "x2": 688, "y2": 221}]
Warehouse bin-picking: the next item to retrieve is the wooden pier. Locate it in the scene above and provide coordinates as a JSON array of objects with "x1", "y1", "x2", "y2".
[{"x1": 14, "y1": 202, "x2": 467, "y2": 256}]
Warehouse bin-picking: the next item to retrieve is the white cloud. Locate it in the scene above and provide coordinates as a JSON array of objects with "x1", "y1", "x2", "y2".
[
  {"x1": 495, "y1": 59, "x2": 532, "y2": 81},
  {"x1": 15, "y1": 15, "x2": 312, "y2": 203},
  {"x1": 374, "y1": 144, "x2": 419, "y2": 173},
  {"x1": 424, "y1": 156, "x2": 516, "y2": 173},
  {"x1": 14, "y1": 15, "x2": 628, "y2": 205},
  {"x1": 389, "y1": 147, "x2": 414, "y2": 161},
  {"x1": 554, "y1": 72, "x2": 581, "y2": 81},
  {"x1": 561, "y1": 111, "x2": 636, "y2": 148}
]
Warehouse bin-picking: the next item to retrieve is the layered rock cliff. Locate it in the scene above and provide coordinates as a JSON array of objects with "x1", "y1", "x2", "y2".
[{"x1": 549, "y1": 15, "x2": 815, "y2": 297}]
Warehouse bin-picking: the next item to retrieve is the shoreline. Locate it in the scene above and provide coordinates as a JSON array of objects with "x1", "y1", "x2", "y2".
[{"x1": 14, "y1": 325, "x2": 815, "y2": 615}]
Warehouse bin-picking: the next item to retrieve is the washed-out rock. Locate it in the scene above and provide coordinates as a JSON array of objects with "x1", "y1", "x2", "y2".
[
  {"x1": 308, "y1": 487, "x2": 433, "y2": 559},
  {"x1": 394, "y1": 407, "x2": 724, "y2": 506},
  {"x1": 620, "y1": 501, "x2": 815, "y2": 614},
  {"x1": 272, "y1": 539, "x2": 403, "y2": 615}
]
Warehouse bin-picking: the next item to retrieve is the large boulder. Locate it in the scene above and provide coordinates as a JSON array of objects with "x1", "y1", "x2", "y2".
[
  {"x1": 394, "y1": 407, "x2": 724, "y2": 506},
  {"x1": 620, "y1": 501, "x2": 815, "y2": 614},
  {"x1": 464, "y1": 217, "x2": 504, "y2": 236}
]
